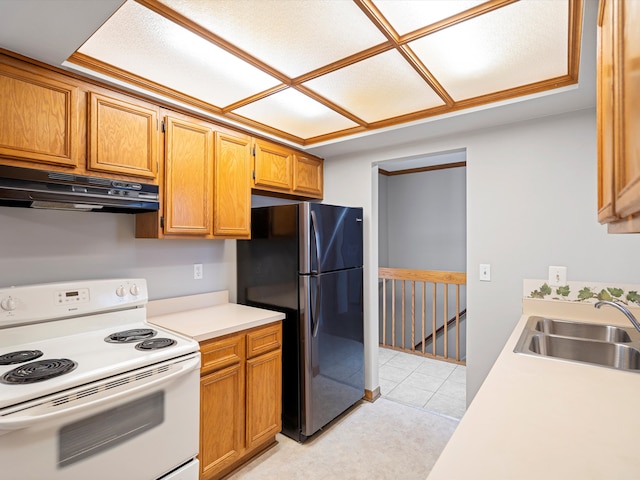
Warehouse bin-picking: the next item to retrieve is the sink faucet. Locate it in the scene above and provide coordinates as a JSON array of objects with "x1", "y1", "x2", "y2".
[{"x1": 594, "y1": 300, "x2": 640, "y2": 332}]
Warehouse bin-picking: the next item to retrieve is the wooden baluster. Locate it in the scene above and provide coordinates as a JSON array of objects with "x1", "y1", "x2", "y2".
[
  {"x1": 444, "y1": 283, "x2": 449, "y2": 359},
  {"x1": 411, "y1": 281, "x2": 415, "y2": 352},
  {"x1": 401, "y1": 280, "x2": 406, "y2": 350},
  {"x1": 382, "y1": 279, "x2": 387, "y2": 346},
  {"x1": 456, "y1": 284, "x2": 460, "y2": 361},
  {"x1": 432, "y1": 283, "x2": 437, "y2": 357},
  {"x1": 421, "y1": 282, "x2": 426, "y2": 354},
  {"x1": 392, "y1": 280, "x2": 396, "y2": 348}
]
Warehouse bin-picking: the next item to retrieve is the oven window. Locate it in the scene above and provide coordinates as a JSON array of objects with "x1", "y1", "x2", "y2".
[{"x1": 58, "y1": 391, "x2": 164, "y2": 468}]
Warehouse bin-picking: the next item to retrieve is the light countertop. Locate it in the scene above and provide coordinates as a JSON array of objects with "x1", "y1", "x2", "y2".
[
  {"x1": 146, "y1": 291, "x2": 284, "y2": 342},
  {"x1": 427, "y1": 298, "x2": 640, "y2": 480}
]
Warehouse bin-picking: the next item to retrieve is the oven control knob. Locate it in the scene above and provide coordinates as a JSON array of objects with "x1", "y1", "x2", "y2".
[
  {"x1": 1, "y1": 297, "x2": 16, "y2": 311},
  {"x1": 130, "y1": 284, "x2": 140, "y2": 296},
  {"x1": 116, "y1": 286, "x2": 127, "y2": 298}
]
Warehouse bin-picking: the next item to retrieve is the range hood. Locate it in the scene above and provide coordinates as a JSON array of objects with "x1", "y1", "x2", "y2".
[{"x1": 0, "y1": 165, "x2": 159, "y2": 213}]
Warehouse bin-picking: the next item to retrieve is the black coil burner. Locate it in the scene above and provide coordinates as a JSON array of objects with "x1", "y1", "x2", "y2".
[
  {"x1": 0, "y1": 350, "x2": 44, "y2": 365},
  {"x1": 1, "y1": 358, "x2": 77, "y2": 384},
  {"x1": 135, "y1": 338, "x2": 177, "y2": 351},
  {"x1": 105, "y1": 329, "x2": 157, "y2": 343}
]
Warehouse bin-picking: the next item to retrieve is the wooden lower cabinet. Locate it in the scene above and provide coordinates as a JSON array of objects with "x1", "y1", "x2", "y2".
[{"x1": 199, "y1": 322, "x2": 282, "y2": 480}]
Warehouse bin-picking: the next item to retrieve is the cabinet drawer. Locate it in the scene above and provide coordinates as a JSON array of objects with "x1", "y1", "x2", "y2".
[
  {"x1": 246, "y1": 323, "x2": 282, "y2": 359},
  {"x1": 200, "y1": 333, "x2": 244, "y2": 375}
]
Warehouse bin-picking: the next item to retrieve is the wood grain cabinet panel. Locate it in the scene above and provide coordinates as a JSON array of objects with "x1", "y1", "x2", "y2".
[
  {"x1": 0, "y1": 63, "x2": 79, "y2": 167},
  {"x1": 597, "y1": 0, "x2": 640, "y2": 232},
  {"x1": 597, "y1": 0, "x2": 616, "y2": 222},
  {"x1": 246, "y1": 348, "x2": 282, "y2": 450},
  {"x1": 200, "y1": 333, "x2": 243, "y2": 376},
  {"x1": 252, "y1": 139, "x2": 324, "y2": 199},
  {"x1": 163, "y1": 115, "x2": 213, "y2": 236},
  {"x1": 293, "y1": 154, "x2": 323, "y2": 198},
  {"x1": 214, "y1": 132, "x2": 251, "y2": 238},
  {"x1": 614, "y1": 0, "x2": 640, "y2": 218},
  {"x1": 87, "y1": 91, "x2": 158, "y2": 179},
  {"x1": 200, "y1": 363, "x2": 244, "y2": 478},
  {"x1": 199, "y1": 322, "x2": 282, "y2": 480},
  {"x1": 253, "y1": 139, "x2": 293, "y2": 192}
]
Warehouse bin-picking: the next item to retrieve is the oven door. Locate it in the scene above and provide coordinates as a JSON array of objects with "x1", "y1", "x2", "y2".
[{"x1": 0, "y1": 353, "x2": 200, "y2": 480}]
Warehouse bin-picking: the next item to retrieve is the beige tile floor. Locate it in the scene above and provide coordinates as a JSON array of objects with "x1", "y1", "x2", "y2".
[
  {"x1": 226, "y1": 348, "x2": 464, "y2": 479},
  {"x1": 378, "y1": 346, "x2": 467, "y2": 419},
  {"x1": 226, "y1": 397, "x2": 458, "y2": 480}
]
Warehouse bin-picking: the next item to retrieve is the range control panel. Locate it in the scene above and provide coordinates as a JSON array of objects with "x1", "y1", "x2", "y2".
[{"x1": 0, "y1": 279, "x2": 148, "y2": 328}]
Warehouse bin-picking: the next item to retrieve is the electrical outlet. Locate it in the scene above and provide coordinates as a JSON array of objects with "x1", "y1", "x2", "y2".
[
  {"x1": 193, "y1": 263, "x2": 203, "y2": 280},
  {"x1": 548, "y1": 266, "x2": 567, "y2": 286},
  {"x1": 479, "y1": 264, "x2": 491, "y2": 282}
]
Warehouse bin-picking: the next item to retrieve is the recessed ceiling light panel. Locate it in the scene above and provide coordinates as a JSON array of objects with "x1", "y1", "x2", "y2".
[
  {"x1": 77, "y1": 0, "x2": 281, "y2": 108},
  {"x1": 232, "y1": 88, "x2": 359, "y2": 140},
  {"x1": 157, "y1": 0, "x2": 388, "y2": 78},
  {"x1": 303, "y1": 50, "x2": 445, "y2": 123},
  {"x1": 372, "y1": 0, "x2": 486, "y2": 36},
  {"x1": 408, "y1": 0, "x2": 570, "y2": 101}
]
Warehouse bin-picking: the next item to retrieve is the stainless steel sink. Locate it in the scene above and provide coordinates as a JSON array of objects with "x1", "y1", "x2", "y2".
[
  {"x1": 525, "y1": 334, "x2": 640, "y2": 370},
  {"x1": 533, "y1": 317, "x2": 634, "y2": 343},
  {"x1": 514, "y1": 316, "x2": 640, "y2": 372}
]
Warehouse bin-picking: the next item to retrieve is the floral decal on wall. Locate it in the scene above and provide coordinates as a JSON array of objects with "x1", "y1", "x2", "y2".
[{"x1": 528, "y1": 282, "x2": 640, "y2": 305}]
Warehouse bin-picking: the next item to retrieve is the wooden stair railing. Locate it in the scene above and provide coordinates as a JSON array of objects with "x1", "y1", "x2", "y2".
[
  {"x1": 415, "y1": 309, "x2": 467, "y2": 350},
  {"x1": 379, "y1": 267, "x2": 467, "y2": 364}
]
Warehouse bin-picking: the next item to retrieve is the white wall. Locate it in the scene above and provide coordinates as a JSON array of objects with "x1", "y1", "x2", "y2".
[
  {"x1": 322, "y1": 107, "x2": 640, "y2": 403},
  {"x1": 378, "y1": 174, "x2": 389, "y2": 266},
  {"x1": 384, "y1": 166, "x2": 466, "y2": 271},
  {"x1": 0, "y1": 208, "x2": 236, "y2": 300}
]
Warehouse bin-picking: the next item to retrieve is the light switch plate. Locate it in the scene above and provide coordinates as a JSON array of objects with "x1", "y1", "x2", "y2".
[
  {"x1": 548, "y1": 266, "x2": 567, "y2": 286},
  {"x1": 480, "y1": 264, "x2": 491, "y2": 282}
]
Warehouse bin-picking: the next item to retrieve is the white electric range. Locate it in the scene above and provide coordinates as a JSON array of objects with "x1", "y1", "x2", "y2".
[{"x1": 0, "y1": 278, "x2": 201, "y2": 480}]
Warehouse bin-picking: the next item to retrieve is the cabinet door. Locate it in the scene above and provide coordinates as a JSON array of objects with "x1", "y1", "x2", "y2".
[
  {"x1": 200, "y1": 363, "x2": 245, "y2": 479},
  {"x1": 88, "y1": 92, "x2": 158, "y2": 179},
  {"x1": 245, "y1": 348, "x2": 282, "y2": 451},
  {"x1": 214, "y1": 132, "x2": 251, "y2": 237},
  {"x1": 164, "y1": 116, "x2": 213, "y2": 236},
  {"x1": 253, "y1": 140, "x2": 292, "y2": 192},
  {"x1": 597, "y1": 0, "x2": 618, "y2": 223},
  {"x1": 293, "y1": 154, "x2": 323, "y2": 198},
  {"x1": 615, "y1": 0, "x2": 640, "y2": 218},
  {"x1": 0, "y1": 63, "x2": 79, "y2": 167}
]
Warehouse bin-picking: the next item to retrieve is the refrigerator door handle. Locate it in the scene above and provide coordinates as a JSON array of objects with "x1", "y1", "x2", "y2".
[
  {"x1": 312, "y1": 275, "x2": 321, "y2": 338},
  {"x1": 310, "y1": 209, "x2": 321, "y2": 274}
]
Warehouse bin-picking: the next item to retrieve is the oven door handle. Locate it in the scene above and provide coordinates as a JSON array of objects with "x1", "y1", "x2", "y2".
[{"x1": 0, "y1": 355, "x2": 200, "y2": 431}]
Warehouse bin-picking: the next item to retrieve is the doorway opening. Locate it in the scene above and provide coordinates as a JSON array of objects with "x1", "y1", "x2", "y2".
[{"x1": 376, "y1": 148, "x2": 467, "y2": 419}]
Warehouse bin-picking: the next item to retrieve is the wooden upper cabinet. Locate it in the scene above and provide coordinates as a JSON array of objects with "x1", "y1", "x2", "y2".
[
  {"x1": 0, "y1": 63, "x2": 79, "y2": 168},
  {"x1": 614, "y1": 0, "x2": 640, "y2": 218},
  {"x1": 597, "y1": 0, "x2": 640, "y2": 232},
  {"x1": 253, "y1": 139, "x2": 324, "y2": 199},
  {"x1": 87, "y1": 91, "x2": 158, "y2": 179},
  {"x1": 214, "y1": 131, "x2": 252, "y2": 238},
  {"x1": 253, "y1": 139, "x2": 293, "y2": 192},
  {"x1": 293, "y1": 154, "x2": 323, "y2": 198},
  {"x1": 163, "y1": 115, "x2": 213, "y2": 236},
  {"x1": 597, "y1": 0, "x2": 617, "y2": 223}
]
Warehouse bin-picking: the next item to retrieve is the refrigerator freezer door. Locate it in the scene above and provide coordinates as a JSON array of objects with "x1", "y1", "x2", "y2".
[
  {"x1": 300, "y1": 203, "x2": 363, "y2": 274},
  {"x1": 300, "y1": 268, "x2": 364, "y2": 437}
]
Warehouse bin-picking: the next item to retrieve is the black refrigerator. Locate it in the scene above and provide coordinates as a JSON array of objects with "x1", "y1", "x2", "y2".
[{"x1": 237, "y1": 202, "x2": 364, "y2": 442}]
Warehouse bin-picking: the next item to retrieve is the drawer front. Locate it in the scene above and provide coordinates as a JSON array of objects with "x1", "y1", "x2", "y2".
[
  {"x1": 200, "y1": 333, "x2": 244, "y2": 375},
  {"x1": 246, "y1": 322, "x2": 282, "y2": 359}
]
